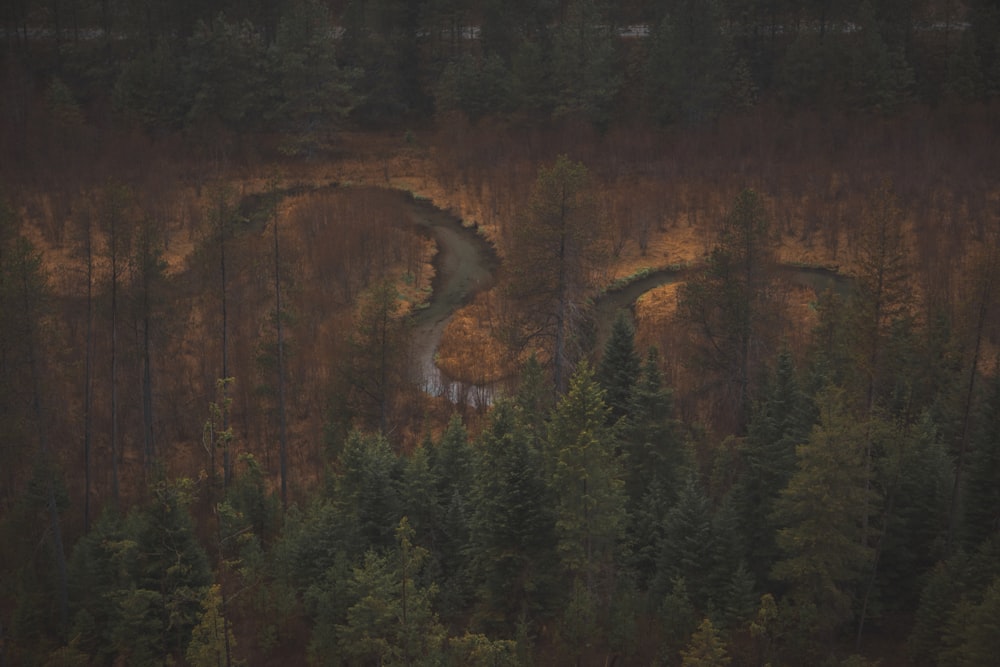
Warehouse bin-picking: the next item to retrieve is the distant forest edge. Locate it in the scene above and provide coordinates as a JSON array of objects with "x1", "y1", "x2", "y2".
[{"x1": 4, "y1": 0, "x2": 1000, "y2": 140}]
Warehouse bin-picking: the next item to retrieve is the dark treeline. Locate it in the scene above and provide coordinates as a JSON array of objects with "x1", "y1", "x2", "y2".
[{"x1": 4, "y1": 0, "x2": 1000, "y2": 139}]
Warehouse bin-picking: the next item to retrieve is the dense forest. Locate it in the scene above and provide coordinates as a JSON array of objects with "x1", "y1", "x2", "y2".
[{"x1": 2, "y1": 0, "x2": 1000, "y2": 665}]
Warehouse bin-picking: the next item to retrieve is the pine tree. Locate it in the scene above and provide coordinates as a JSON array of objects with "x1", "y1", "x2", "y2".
[
  {"x1": 550, "y1": 0, "x2": 621, "y2": 127},
  {"x1": 505, "y1": 157, "x2": 609, "y2": 392},
  {"x1": 185, "y1": 585, "x2": 235, "y2": 667},
  {"x1": 677, "y1": 188, "x2": 780, "y2": 432},
  {"x1": 644, "y1": 0, "x2": 734, "y2": 124}
]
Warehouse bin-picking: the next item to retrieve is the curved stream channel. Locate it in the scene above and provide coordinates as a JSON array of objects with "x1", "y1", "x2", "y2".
[
  {"x1": 402, "y1": 193, "x2": 849, "y2": 407},
  {"x1": 402, "y1": 194, "x2": 499, "y2": 407},
  {"x1": 245, "y1": 185, "x2": 848, "y2": 407}
]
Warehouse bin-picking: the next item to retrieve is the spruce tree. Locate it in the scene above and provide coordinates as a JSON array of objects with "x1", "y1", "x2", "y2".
[
  {"x1": 469, "y1": 400, "x2": 558, "y2": 631},
  {"x1": 547, "y1": 362, "x2": 626, "y2": 590},
  {"x1": 337, "y1": 430, "x2": 404, "y2": 555},
  {"x1": 737, "y1": 348, "x2": 814, "y2": 586},
  {"x1": 654, "y1": 474, "x2": 715, "y2": 611},
  {"x1": 598, "y1": 314, "x2": 642, "y2": 424}
]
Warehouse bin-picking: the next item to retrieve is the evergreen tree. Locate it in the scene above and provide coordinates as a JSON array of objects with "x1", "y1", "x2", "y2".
[
  {"x1": 504, "y1": 157, "x2": 609, "y2": 392},
  {"x1": 469, "y1": 399, "x2": 558, "y2": 632},
  {"x1": 737, "y1": 348, "x2": 814, "y2": 585},
  {"x1": 597, "y1": 313, "x2": 642, "y2": 424},
  {"x1": 771, "y1": 388, "x2": 877, "y2": 641},
  {"x1": 547, "y1": 362, "x2": 626, "y2": 590},
  {"x1": 618, "y1": 347, "x2": 685, "y2": 512},
  {"x1": 644, "y1": 0, "x2": 736, "y2": 124},
  {"x1": 268, "y1": 0, "x2": 358, "y2": 155},
  {"x1": 681, "y1": 617, "x2": 732, "y2": 667},
  {"x1": 337, "y1": 430, "x2": 404, "y2": 555},
  {"x1": 66, "y1": 479, "x2": 212, "y2": 665},
  {"x1": 185, "y1": 14, "x2": 268, "y2": 131},
  {"x1": 343, "y1": 279, "x2": 410, "y2": 434},
  {"x1": 654, "y1": 475, "x2": 716, "y2": 611},
  {"x1": 850, "y1": 0, "x2": 914, "y2": 113},
  {"x1": 336, "y1": 519, "x2": 446, "y2": 666},
  {"x1": 185, "y1": 585, "x2": 236, "y2": 667}
]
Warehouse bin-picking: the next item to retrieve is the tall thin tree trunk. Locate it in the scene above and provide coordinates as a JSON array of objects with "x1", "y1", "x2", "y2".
[
  {"x1": 110, "y1": 208, "x2": 120, "y2": 510},
  {"x1": 272, "y1": 193, "x2": 289, "y2": 508},
  {"x1": 947, "y1": 239, "x2": 998, "y2": 548},
  {"x1": 219, "y1": 196, "x2": 231, "y2": 486},
  {"x1": 554, "y1": 190, "x2": 569, "y2": 393},
  {"x1": 83, "y1": 208, "x2": 93, "y2": 531},
  {"x1": 142, "y1": 307, "x2": 154, "y2": 471}
]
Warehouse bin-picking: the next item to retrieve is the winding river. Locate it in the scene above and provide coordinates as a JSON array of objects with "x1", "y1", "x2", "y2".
[
  {"x1": 404, "y1": 194, "x2": 850, "y2": 406},
  {"x1": 240, "y1": 184, "x2": 849, "y2": 407}
]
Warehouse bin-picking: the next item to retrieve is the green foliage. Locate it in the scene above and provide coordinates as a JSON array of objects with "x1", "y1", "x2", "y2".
[
  {"x1": 436, "y1": 54, "x2": 512, "y2": 121},
  {"x1": 269, "y1": 0, "x2": 359, "y2": 155},
  {"x1": 737, "y1": 348, "x2": 815, "y2": 585},
  {"x1": 343, "y1": 280, "x2": 411, "y2": 433},
  {"x1": 654, "y1": 475, "x2": 716, "y2": 611},
  {"x1": 644, "y1": 0, "x2": 740, "y2": 124},
  {"x1": 469, "y1": 399, "x2": 558, "y2": 631},
  {"x1": 681, "y1": 617, "x2": 731, "y2": 667},
  {"x1": 850, "y1": 0, "x2": 915, "y2": 113},
  {"x1": 771, "y1": 388, "x2": 877, "y2": 638},
  {"x1": 185, "y1": 584, "x2": 237, "y2": 667},
  {"x1": 964, "y1": 372, "x2": 1000, "y2": 549},
  {"x1": 185, "y1": 15, "x2": 268, "y2": 130},
  {"x1": 658, "y1": 577, "x2": 700, "y2": 664},
  {"x1": 335, "y1": 519, "x2": 446, "y2": 666},
  {"x1": 547, "y1": 362, "x2": 626, "y2": 586},
  {"x1": 597, "y1": 314, "x2": 642, "y2": 423},
  {"x1": 556, "y1": 578, "x2": 600, "y2": 663},
  {"x1": 338, "y1": 430, "x2": 405, "y2": 554},
  {"x1": 66, "y1": 479, "x2": 212, "y2": 665},
  {"x1": 445, "y1": 632, "x2": 520, "y2": 666},
  {"x1": 619, "y1": 347, "x2": 685, "y2": 508},
  {"x1": 113, "y1": 39, "x2": 190, "y2": 128}
]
